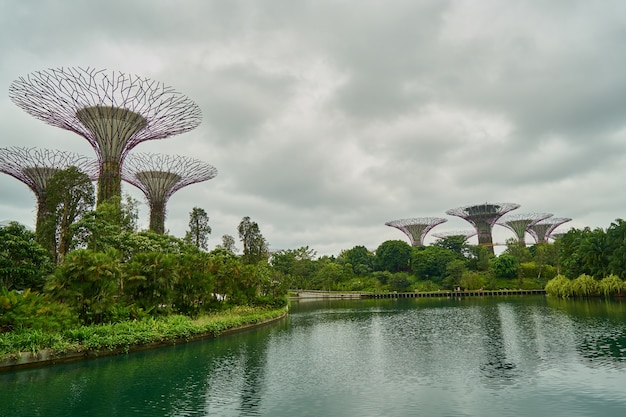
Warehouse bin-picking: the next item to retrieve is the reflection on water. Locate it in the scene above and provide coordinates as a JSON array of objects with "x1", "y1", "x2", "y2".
[{"x1": 1, "y1": 296, "x2": 625, "y2": 417}]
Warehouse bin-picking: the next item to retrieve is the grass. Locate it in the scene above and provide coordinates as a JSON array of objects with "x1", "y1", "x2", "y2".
[{"x1": 0, "y1": 306, "x2": 286, "y2": 362}]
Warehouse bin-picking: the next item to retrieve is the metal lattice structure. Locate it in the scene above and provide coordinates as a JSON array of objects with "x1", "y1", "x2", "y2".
[
  {"x1": 0, "y1": 147, "x2": 97, "y2": 231},
  {"x1": 496, "y1": 213, "x2": 553, "y2": 246},
  {"x1": 431, "y1": 230, "x2": 478, "y2": 243},
  {"x1": 528, "y1": 217, "x2": 572, "y2": 244},
  {"x1": 385, "y1": 217, "x2": 447, "y2": 246},
  {"x1": 446, "y1": 202, "x2": 520, "y2": 253},
  {"x1": 9, "y1": 67, "x2": 202, "y2": 204},
  {"x1": 122, "y1": 153, "x2": 217, "y2": 234}
]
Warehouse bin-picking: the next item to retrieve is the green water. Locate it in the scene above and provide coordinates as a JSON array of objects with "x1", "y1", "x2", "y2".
[{"x1": 1, "y1": 296, "x2": 625, "y2": 416}]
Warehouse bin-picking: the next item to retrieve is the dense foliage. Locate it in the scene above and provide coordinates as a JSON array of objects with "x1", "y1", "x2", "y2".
[{"x1": 4, "y1": 202, "x2": 626, "y2": 344}]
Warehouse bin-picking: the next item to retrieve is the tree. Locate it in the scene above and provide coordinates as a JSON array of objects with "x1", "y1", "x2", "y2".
[
  {"x1": 489, "y1": 254, "x2": 519, "y2": 279},
  {"x1": 444, "y1": 259, "x2": 467, "y2": 288},
  {"x1": 433, "y1": 235, "x2": 471, "y2": 258},
  {"x1": 123, "y1": 251, "x2": 179, "y2": 313},
  {"x1": 184, "y1": 207, "x2": 211, "y2": 250},
  {"x1": 340, "y1": 245, "x2": 374, "y2": 275},
  {"x1": 375, "y1": 240, "x2": 412, "y2": 273},
  {"x1": 70, "y1": 196, "x2": 148, "y2": 256},
  {"x1": 411, "y1": 246, "x2": 457, "y2": 283},
  {"x1": 40, "y1": 166, "x2": 95, "y2": 262},
  {"x1": 238, "y1": 216, "x2": 269, "y2": 264},
  {"x1": 0, "y1": 222, "x2": 52, "y2": 290},
  {"x1": 217, "y1": 234, "x2": 238, "y2": 253},
  {"x1": 503, "y1": 238, "x2": 531, "y2": 263},
  {"x1": 45, "y1": 249, "x2": 121, "y2": 324},
  {"x1": 606, "y1": 219, "x2": 626, "y2": 279}
]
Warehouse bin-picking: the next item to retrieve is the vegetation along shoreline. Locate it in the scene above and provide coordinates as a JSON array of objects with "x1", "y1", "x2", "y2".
[{"x1": 0, "y1": 306, "x2": 287, "y2": 372}]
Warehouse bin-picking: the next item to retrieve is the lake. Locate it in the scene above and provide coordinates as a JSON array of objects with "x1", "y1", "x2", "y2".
[{"x1": 1, "y1": 296, "x2": 625, "y2": 416}]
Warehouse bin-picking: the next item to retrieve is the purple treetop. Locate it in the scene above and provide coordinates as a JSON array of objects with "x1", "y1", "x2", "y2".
[
  {"x1": 431, "y1": 230, "x2": 478, "y2": 242},
  {"x1": 0, "y1": 147, "x2": 97, "y2": 231},
  {"x1": 122, "y1": 153, "x2": 217, "y2": 234},
  {"x1": 385, "y1": 217, "x2": 447, "y2": 246},
  {"x1": 528, "y1": 217, "x2": 572, "y2": 243},
  {"x1": 496, "y1": 213, "x2": 553, "y2": 246},
  {"x1": 9, "y1": 67, "x2": 202, "y2": 204},
  {"x1": 446, "y1": 202, "x2": 520, "y2": 253}
]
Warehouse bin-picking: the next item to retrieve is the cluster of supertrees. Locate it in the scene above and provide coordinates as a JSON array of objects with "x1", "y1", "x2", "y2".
[
  {"x1": 386, "y1": 202, "x2": 572, "y2": 254},
  {"x1": 1, "y1": 67, "x2": 218, "y2": 239}
]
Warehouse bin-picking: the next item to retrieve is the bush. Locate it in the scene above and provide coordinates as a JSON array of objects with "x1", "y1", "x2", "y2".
[
  {"x1": 572, "y1": 274, "x2": 600, "y2": 297},
  {"x1": 459, "y1": 271, "x2": 487, "y2": 290},
  {"x1": 0, "y1": 288, "x2": 77, "y2": 333},
  {"x1": 388, "y1": 273, "x2": 412, "y2": 292},
  {"x1": 412, "y1": 280, "x2": 441, "y2": 292},
  {"x1": 545, "y1": 274, "x2": 573, "y2": 298},
  {"x1": 599, "y1": 274, "x2": 625, "y2": 298}
]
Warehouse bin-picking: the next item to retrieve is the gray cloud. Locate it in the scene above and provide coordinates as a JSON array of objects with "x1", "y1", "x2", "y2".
[{"x1": 2, "y1": 0, "x2": 626, "y2": 255}]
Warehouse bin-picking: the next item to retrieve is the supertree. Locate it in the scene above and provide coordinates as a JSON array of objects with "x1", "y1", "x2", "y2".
[
  {"x1": 122, "y1": 153, "x2": 217, "y2": 234},
  {"x1": 0, "y1": 147, "x2": 97, "y2": 233},
  {"x1": 431, "y1": 230, "x2": 478, "y2": 243},
  {"x1": 446, "y1": 202, "x2": 520, "y2": 253},
  {"x1": 9, "y1": 67, "x2": 202, "y2": 204},
  {"x1": 385, "y1": 217, "x2": 447, "y2": 246},
  {"x1": 496, "y1": 213, "x2": 553, "y2": 246},
  {"x1": 528, "y1": 217, "x2": 572, "y2": 244}
]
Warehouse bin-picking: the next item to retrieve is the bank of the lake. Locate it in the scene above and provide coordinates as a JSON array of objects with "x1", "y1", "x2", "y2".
[{"x1": 0, "y1": 306, "x2": 287, "y2": 372}]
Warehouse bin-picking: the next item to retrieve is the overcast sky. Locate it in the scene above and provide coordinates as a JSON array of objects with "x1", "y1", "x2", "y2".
[{"x1": 1, "y1": 0, "x2": 626, "y2": 256}]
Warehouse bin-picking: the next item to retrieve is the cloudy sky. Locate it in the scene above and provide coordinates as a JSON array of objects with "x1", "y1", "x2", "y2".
[{"x1": 1, "y1": 0, "x2": 626, "y2": 256}]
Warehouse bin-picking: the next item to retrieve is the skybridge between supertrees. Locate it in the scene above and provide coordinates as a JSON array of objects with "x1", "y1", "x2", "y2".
[
  {"x1": 9, "y1": 67, "x2": 202, "y2": 205},
  {"x1": 496, "y1": 213, "x2": 553, "y2": 246},
  {"x1": 385, "y1": 217, "x2": 447, "y2": 246},
  {"x1": 528, "y1": 217, "x2": 572, "y2": 244},
  {"x1": 122, "y1": 153, "x2": 217, "y2": 234},
  {"x1": 446, "y1": 202, "x2": 520, "y2": 254},
  {"x1": 0, "y1": 147, "x2": 97, "y2": 233}
]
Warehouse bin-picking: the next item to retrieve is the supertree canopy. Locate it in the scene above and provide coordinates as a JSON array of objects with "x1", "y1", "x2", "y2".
[
  {"x1": 122, "y1": 153, "x2": 217, "y2": 234},
  {"x1": 528, "y1": 217, "x2": 572, "y2": 244},
  {"x1": 9, "y1": 67, "x2": 202, "y2": 204},
  {"x1": 496, "y1": 213, "x2": 553, "y2": 246},
  {"x1": 385, "y1": 217, "x2": 447, "y2": 246},
  {"x1": 431, "y1": 230, "x2": 478, "y2": 242},
  {"x1": 0, "y1": 147, "x2": 97, "y2": 232},
  {"x1": 446, "y1": 202, "x2": 520, "y2": 253}
]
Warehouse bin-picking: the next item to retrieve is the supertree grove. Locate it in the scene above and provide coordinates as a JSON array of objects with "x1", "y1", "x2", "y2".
[
  {"x1": 528, "y1": 217, "x2": 572, "y2": 243},
  {"x1": 122, "y1": 153, "x2": 217, "y2": 234},
  {"x1": 446, "y1": 202, "x2": 520, "y2": 253},
  {"x1": 496, "y1": 213, "x2": 553, "y2": 246},
  {"x1": 385, "y1": 217, "x2": 447, "y2": 246},
  {"x1": 9, "y1": 67, "x2": 202, "y2": 204},
  {"x1": 0, "y1": 147, "x2": 97, "y2": 232}
]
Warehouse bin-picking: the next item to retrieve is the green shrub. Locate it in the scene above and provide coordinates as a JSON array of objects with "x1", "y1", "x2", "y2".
[
  {"x1": 459, "y1": 271, "x2": 487, "y2": 290},
  {"x1": 599, "y1": 274, "x2": 625, "y2": 297},
  {"x1": 0, "y1": 288, "x2": 77, "y2": 333},
  {"x1": 412, "y1": 280, "x2": 441, "y2": 292},
  {"x1": 545, "y1": 274, "x2": 573, "y2": 298},
  {"x1": 572, "y1": 274, "x2": 600, "y2": 297}
]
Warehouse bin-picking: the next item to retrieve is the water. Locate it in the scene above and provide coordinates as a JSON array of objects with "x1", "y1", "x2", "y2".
[{"x1": 1, "y1": 296, "x2": 626, "y2": 416}]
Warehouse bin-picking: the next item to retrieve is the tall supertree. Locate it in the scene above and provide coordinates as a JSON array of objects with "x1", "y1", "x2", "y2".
[
  {"x1": 496, "y1": 213, "x2": 553, "y2": 246},
  {"x1": 385, "y1": 217, "x2": 447, "y2": 246},
  {"x1": 122, "y1": 153, "x2": 217, "y2": 234},
  {"x1": 0, "y1": 147, "x2": 97, "y2": 232},
  {"x1": 528, "y1": 217, "x2": 572, "y2": 244},
  {"x1": 446, "y1": 202, "x2": 520, "y2": 253},
  {"x1": 9, "y1": 67, "x2": 202, "y2": 204}
]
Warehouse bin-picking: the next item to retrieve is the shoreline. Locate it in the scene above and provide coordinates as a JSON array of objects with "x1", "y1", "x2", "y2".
[{"x1": 0, "y1": 310, "x2": 287, "y2": 373}]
